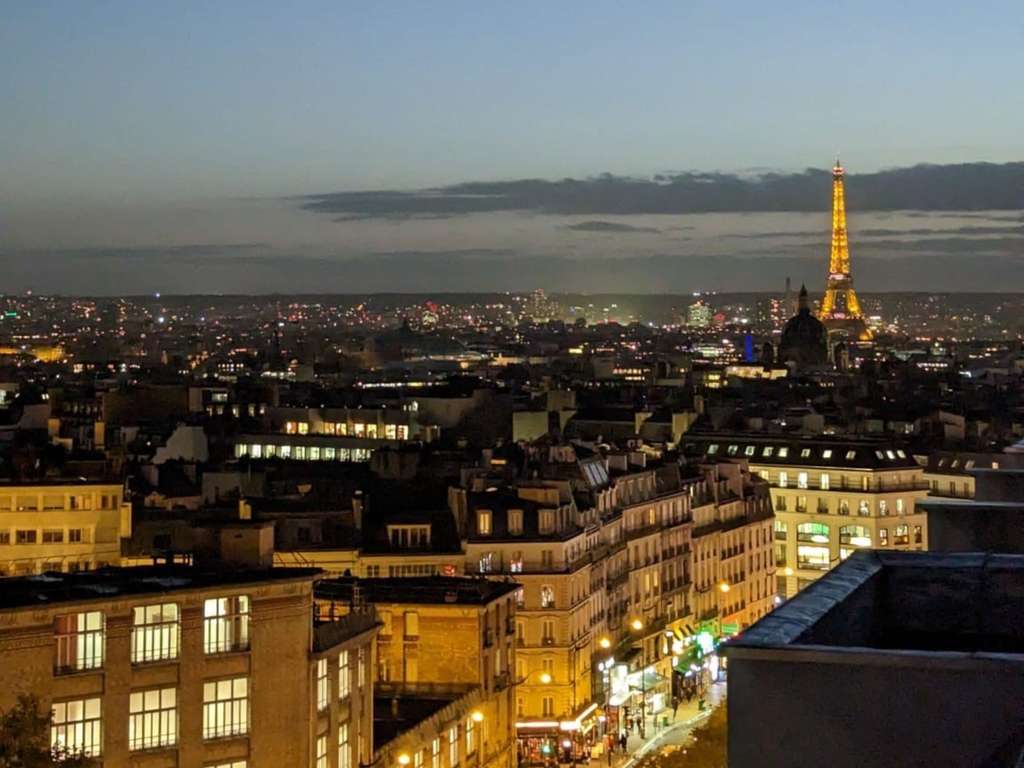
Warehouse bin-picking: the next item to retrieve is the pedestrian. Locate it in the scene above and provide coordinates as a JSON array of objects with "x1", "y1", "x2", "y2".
[{"x1": 619, "y1": 733, "x2": 628, "y2": 752}]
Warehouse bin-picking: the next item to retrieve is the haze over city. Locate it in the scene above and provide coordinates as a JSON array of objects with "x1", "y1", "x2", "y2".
[{"x1": 2, "y1": 1, "x2": 1022, "y2": 294}]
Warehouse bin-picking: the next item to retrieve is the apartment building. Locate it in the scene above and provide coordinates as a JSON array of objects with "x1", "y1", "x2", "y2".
[
  {"x1": 683, "y1": 434, "x2": 929, "y2": 598},
  {"x1": 314, "y1": 577, "x2": 518, "y2": 768},
  {"x1": 0, "y1": 565, "x2": 379, "y2": 768},
  {"x1": 0, "y1": 479, "x2": 129, "y2": 575}
]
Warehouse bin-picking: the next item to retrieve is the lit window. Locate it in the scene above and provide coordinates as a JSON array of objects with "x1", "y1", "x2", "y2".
[
  {"x1": 778, "y1": 472, "x2": 788, "y2": 488},
  {"x1": 203, "y1": 596, "x2": 250, "y2": 654},
  {"x1": 449, "y1": 726, "x2": 460, "y2": 767},
  {"x1": 858, "y1": 500, "x2": 870, "y2": 516},
  {"x1": 317, "y1": 658, "x2": 330, "y2": 711},
  {"x1": 466, "y1": 717, "x2": 476, "y2": 754},
  {"x1": 820, "y1": 473, "x2": 830, "y2": 490},
  {"x1": 800, "y1": 449, "x2": 811, "y2": 458},
  {"x1": 797, "y1": 472, "x2": 808, "y2": 489},
  {"x1": 55, "y1": 611, "x2": 105, "y2": 673},
  {"x1": 42, "y1": 529, "x2": 64, "y2": 543},
  {"x1": 317, "y1": 734, "x2": 328, "y2": 768},
  {"x1": 846, "y1": 450, "x2": 856, "y2": 460},
  {"x1": 131, "y1": 603, "x2": 179, "y2": 663},
  {"x1": 894, "y1": 525, "x2": 910, "y2": 545},
  {"x1": 339, "y1": 724, "x2": 351, "y2": 768},
  {"x1": 822, "y1": 449, "x2": 833, "y2": 459},
  {"x1": 778, "y1": 447, "x2": 789, "y2": 458},
  {"x1": 202, "y1": 677, "x2": 248, "y2": 739},
  {"x1": 431, "y1": 737, "x2": 441, "y2": 768},
  {"x1": 744, "y1": 446, "x2": 756, "y2": 456},
  {"x1": 879, "y1": 528, "x2": 889, "y2": 546},
  {"x1": 763, "y1": 446, "x2": 774, "y2": 457},
  {"x1": 508, "y1": 510, "x2": 523, "y2": 535},
  {"x1": 338, "y1": 651, "x2": 350, "y2": 699},
  {"x1": 886, "y1": 450, "x2": 896, "y2": 460},
  {"x1": 540, "y1": 586, "x2": 555, "y2": 609},
  {"x1": 129, "y1": 687, "x2": 177, "y2": 750},
  {"x1": 796, "y1": 545, "x2": 830, "y2": 571},
  {"x1": 51, "y1": 698, "x2": 102, "y2": 757},
  {"x1": 477, "y1": 511, "x2": 492, "y2": 536},
  {"x1": 707, "y1": 444, "x2": 718, "y2": 455},
  {"x1": 896, "y1": 498, "x2": 905, "y2": 514},
  {"x1": 796, "y1": 523, "x2": 830, "y2": 544},
  {"x1": 397, "y1": 425, "x2": 409, "y2": 440},
  {"x1": 405, "y1": 611, "x2": 419, "y2": 639},
  {"x1": 727, "y1": 445, "x2": 738, "y2": 456},
  {"x1": 385, "y1": 424, "x2": 398, "y2": 440},
  {"x1": 879, "y1": 500, "x2": 888, "y2": 516}
]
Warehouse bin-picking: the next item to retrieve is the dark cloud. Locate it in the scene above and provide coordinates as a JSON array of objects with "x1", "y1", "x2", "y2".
[
  {"x1": 563, "y1": 221, "x2": 661, "y2": 234},
  {"x1": 859, "y1": 224, "x2": 1024, "y2": 237},
  {"x1": 301, "y1": 163, "x2": 1024, "y2": 219}
]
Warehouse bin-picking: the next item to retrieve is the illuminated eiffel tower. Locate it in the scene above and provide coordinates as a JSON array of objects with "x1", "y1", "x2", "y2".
[{"x1": 819, "y1": 160, "x2": 871, "y2": 340}]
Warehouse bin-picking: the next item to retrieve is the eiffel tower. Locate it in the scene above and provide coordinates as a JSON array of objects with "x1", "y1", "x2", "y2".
[{"x1": 819, "y1": 160, "x2": 871, "y2": 340}]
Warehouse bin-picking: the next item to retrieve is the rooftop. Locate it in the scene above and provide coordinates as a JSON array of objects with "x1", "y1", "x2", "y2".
[
  {"x1": 726, "y1": 551, "x2": 1024, "y2": 658},
  {"x1": 0, "y1": 565, "x2": 321, "y2": 611},
  {"x1": 315, "y1": 576, "x2": 520, "y2": 606},
  {"x1": 683, "y1": 433, "x2": 918, "y2": 470}
]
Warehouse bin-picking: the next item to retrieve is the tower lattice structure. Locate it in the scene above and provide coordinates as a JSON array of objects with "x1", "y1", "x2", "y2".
[{"x1": 819, "y1": 161, "x2": 870, "y2": 340}]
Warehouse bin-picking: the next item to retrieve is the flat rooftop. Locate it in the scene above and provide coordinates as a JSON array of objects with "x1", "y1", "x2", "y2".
[
  {"x1": 0, "y1": 565, "x2": 321, "y2": 611},
  {"x1": 727, "y1": 551, "x2": 1024, "y2": 657},
  {"x1": 315, "y1": 576, "x2": 520, "y2": 606}
]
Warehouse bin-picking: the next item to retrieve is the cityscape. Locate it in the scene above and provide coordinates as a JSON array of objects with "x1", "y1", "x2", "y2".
[{"x1": 2, "y1": 3, "x2": 1023, "y2": 768}]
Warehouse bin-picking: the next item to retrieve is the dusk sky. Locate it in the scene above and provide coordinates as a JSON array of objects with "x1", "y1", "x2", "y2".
[{"x1": 1, "y1": 1, "x2": 1022, "y2": 293}]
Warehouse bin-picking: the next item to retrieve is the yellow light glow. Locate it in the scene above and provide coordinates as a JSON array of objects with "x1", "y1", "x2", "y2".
[
  {"x1": 631, "y1": 619, "x2": 643, "y2": 631},
  {"x1": 398, "y1": 755, "x2": 411, "y2": 766},
  {"x1": 599, "y1": 637, "x2": 611, "y2": 649},
  {"x1": 471, "y1": 710, "x2": 484, "y2": 723},
  {"x1": 540, "y1": 672, "x2": 552, "y2": 684},
  {"x1": 783, "y1": 567, "x2": 794, "y2": 577},
  {"x1": 718, "y1": 582, "x2": 731, "y2": 593}
]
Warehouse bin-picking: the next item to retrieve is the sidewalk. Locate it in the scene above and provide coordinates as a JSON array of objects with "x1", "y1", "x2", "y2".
[{"x1": 599, "y1": 682, "x2": 727, "y2": 768}]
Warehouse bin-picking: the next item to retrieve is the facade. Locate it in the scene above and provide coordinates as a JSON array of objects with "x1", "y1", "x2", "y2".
[
  {"x1": 0, "y1": 565, "x2": 374, "y2": 768},
  {"x1": 314, "y1": 577, "x2": 519, "y2": 768},
  {"x1": 0, "y1": 480, "x2": 129, "y2": 575},
  {"x1": 724, "y1": 551, "x2": 1024, "y2": 768},
  {"x1": 683, "y1": 435, "x2": 929, "y2": 598}
]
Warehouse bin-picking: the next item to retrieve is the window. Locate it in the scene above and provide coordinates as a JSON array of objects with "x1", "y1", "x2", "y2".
[
  {"x1": 796, "y1": 495, "x2": 807, "y2": 513},
  {"x1": 879, "y1": 528, "x2": 889, "y2": 546},
  {"x1": 515, "y1": 588, "x2": 525, "y2": 609},
  {"x1": 822, "y1": 449, "x2": 833, "y2": 459},
  {"x1": 317, "y1": 658, "x2": 330, "y2": 710},
  {"x1": 43, "y1": 529, "x2": 64, "y2": 543},
  {"x1": 477, "y1": 511, "x2": 492, "y2": 535},
  {"x1": 338, "y1": 651, "x2": 350, "y2": 699},
  {"x1": 478, "y1": 553, "x2": 493, "y2": 573},
  {"x1": 797, "y1": 472, "x2": 808, "y2": 489},
  {"x1": 415, "y1": 750, "x2": 424, "y2": 768},
  {"x1": 55, "y1": 611, "x2": 105, "y2": 673},
  {"x1": 896, "y1": 498, "x2": 905, "y2": 514},
  {"x1": 542, "y1": 618, "x2": 555, "y2": 643},
  {"x1": 878, "y1": 500, "x2": 888, "y2": 516},
  {"x1": 339, "y1": 724, "x2": 351, "y2": 768},
  {"x1": 405, "y1": 611, "x2": 419, "y2": 639},
  {"x1": 449, "y1": 726, "x2": 460, "y2": 767},
  {"x1": 744, "y1": 445, "x2": 755, "y2": 456},
  {"x1": 707, "y1": 444, "x2": 718, "y2": 455},
  {"x1": 774, "y1": 495, "x2": 787, "y2": 511},
  {"x1": 839, "y1": 499, "x2": 850, "y2": 516},
  {"x1": 508, "y1": 510, "x2": 523, "y2": 535},
  {"x1": 203, "y1": 677, "x2": 248, "y2": 739},
  {"x1": 820, "y1": 473, "x2": 830, "y2": 490},
  {"x1": 796, "y1": 523, "x2": 829, "y2": 544},
  {"x1": 796, "y1": 545, "x2": 830, "y2": 571},
  {"x1": 129, "y1": 688, "x2": 177, "y2": 750},
  {"x1": 774, "y1": 543, "x2": 787, "y2": 567},
  {"x1": 466, "y1": 717, "x2": 476, "y2": 754},
  {"x1": 431, "y1": 737, "x2": 441, "y2": 768},
  {"x1": 539, "y1": 510, "x2": 555, "y2": 534},
  {"x1": 380, "y1": 611, "x2": 393, "y2": 637},
  {"x1": 774, "y1": 520, "x2": 787, "y2": 540},
  {"x1": 68, "y1": 528, "x2": 83, "y2": 543},
  {"x1": 510, "y1": 553, "x2": 523, "y2": 573},
  {"x1": 0, "y1": 530, "x2": 8, "y2": 544},
  {"x1": 16, "y1": 529, "x2": 37, "y2": 544},
  {"x1": 913, "y1": 525, "x2": 923, "y2": 544},
  {"x1": 846, "y1": 450, "x2": 857, "y2": 460},
  {"x1": 894, "y1": 525, "x2": 910, "y2": 545},
  {"x1": 52, "y1": 698, "x2": 101, "y2": 757},
  {"x1": 542, "y1": 697, "x2": 554, "y2": 717},
  {"x1": 132, "y1": 603, "x2": 179, "y2": 663},
  {"x1": 209, "y1": 762, "x2": 247, "y2": 768},
  {"x1": 839, "y1": 526, "x2": 871, "y2": 547},
  {"x1": 317, "y1": 734, "x2": 328, "y2": 768},
  {"x1": 778, "y1": 447, "x2": 789, "y2": 458},
  {"x1": 763, "y1": 446, "x2": 774, "y2": 457},
  {"x1": 858, "y1": 500, "x2": 870, "y2": 516},
  {"x1": 800, "y1": 449, "x2": 811, "y2": 458},
  {"x1": 358, "y1": 648, "x2": 366, "y2": 689},
  {"x1": 778, "y1": 472, "x2": 788, "y2": 488},
  {"x1": 540, "y1": 586, "x2": 555, "y2": 609},
  {"x1": 203, "y1": 596, "x2": 250, "y2": 654}
]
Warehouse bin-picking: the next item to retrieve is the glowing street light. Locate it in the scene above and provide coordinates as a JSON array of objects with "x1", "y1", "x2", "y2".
[
  {"x1": 631, "y1": 619, "x2": 644, "y2": 631},
  {"x1": 471, "y1": 710, "x2": 484, "y2": 723},
  {"x1": 398, "y1": 755, "x2": 411, "y2": 766},
  {"x1": 718, "y1": 581, "x2": 731, "y2": 593},
  {"x1": 540, "y1": 672, "x2": 553, "y2": 684},
  {"x1": 599, "y1": 637, "x2": 611, "y2": 649}
]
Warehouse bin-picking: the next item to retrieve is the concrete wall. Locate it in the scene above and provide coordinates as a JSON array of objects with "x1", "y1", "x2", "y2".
[{"x1": 728, "y1": 654, "x2": 1024, "y2": 768}]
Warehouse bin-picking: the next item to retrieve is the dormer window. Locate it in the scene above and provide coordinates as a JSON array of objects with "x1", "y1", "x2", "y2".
[
  {"x1": 477, "y1": 511, "x2": 492, "y2": 536},
  {"x1": 388, "y1": 525, "x2": 431, "y2": 548},
  {"x1": 539, "y1": 510, "x2": 555, "y2": 535},
  {"x1": 508, "y1": 510, "x2": 523, "y2": 535}
]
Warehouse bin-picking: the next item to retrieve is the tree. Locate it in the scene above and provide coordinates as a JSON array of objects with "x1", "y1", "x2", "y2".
[
  {"x1": 0, "y1": 695, "x2": 97, "y2": 767},
  {"x1": 634, "y1": 703, "x2": 727, "y2": 768}
]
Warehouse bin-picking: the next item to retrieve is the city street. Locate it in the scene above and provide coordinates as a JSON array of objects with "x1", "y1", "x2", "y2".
[{"x1": 601, "y1": 682, "x2": 727, "y2": 768}]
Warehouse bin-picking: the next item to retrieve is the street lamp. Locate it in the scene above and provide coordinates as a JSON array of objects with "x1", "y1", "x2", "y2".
[
  {"x1": 398, "y1": 754, "x2": 411, "y2": 766},
  {"x1": 630, "y1": 619, "x2": 646, "y2": 738},
  {"x1": 718, "y1": 581, "x2": 731, "y2": 593},
  {"x1": 599, "y1": 636, "x2": 611, "y2": 650}
]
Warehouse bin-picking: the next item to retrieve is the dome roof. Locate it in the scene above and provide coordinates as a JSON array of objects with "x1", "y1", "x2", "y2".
[{"x1": 779, "y1": 285, "x2": 829, "y2": 366}]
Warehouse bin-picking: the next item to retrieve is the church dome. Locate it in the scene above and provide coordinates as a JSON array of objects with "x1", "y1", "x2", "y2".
[{"x1": 779, "y1": 285, "x2": 829, "y2": 367}]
